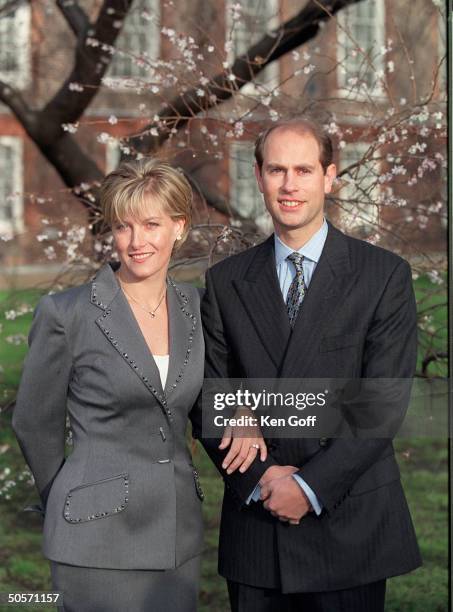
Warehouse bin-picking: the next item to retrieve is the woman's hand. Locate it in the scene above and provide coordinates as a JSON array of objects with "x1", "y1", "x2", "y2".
[{"x1": 219, "y1": 407, "x2": 268, "y2": 474}]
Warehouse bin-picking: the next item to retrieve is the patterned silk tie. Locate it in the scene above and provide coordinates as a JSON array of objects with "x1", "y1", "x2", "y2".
[{"x1": 286, "y1": 252, "x2": 306, "y2": 327}]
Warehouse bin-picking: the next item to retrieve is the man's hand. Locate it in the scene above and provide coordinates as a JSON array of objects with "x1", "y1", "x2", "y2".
[
  {"x1": 259, "y1": 465, "x2": 298, "y2": 486},
  {"x1": 261, "y1": 473, "x2": 312, "y2": 524}
]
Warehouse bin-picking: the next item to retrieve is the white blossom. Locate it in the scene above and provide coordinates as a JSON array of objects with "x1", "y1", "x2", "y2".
[
  {"x1": 69, "y1": 82, "x2": 84, "y2": 92},
  {"x1": 44, "y1": 246, "x2": 56, "y2": 260},
  {"x1": 62, "y1": 122, "x2": 79, "y2": 133},
  {"x1": 234, "y1": 122, "x2": 244, "y2": 137},
  {"x1": 108, "y1": 115, "x2": 118, "y2": 125},
  {"x1": 97, "y1": 132, "x2": 112, "y2": 144}
]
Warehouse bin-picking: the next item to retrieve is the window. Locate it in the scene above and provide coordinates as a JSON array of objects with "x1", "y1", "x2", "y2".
[
  {"x1": 0, "y1": 4, "x2": 30, "y2": 88},
  {"x1": 0, "y1": 137, "x2": 23, "y2": 234},
  {"x1": 437, "y1": 8, "x2": 446, "y2": 94},
  {"x1": 105, "y1": 140, "x2": 121, "y2": 174},
  {"x1": 109, "y1": 0, "x2": 160, "y2": 79},
  {"x1": 338, "y1": 142, "x2": 379, "y2": 231},
  {"x1": 337, "y1": 0, "x2": 385, "y2": 97},
  {"x1": 226, "y1": 0, "x2": 279, "y2": 94},
  {"x1": 229, "y1": 141, "x2": 269, "y2": 225}
]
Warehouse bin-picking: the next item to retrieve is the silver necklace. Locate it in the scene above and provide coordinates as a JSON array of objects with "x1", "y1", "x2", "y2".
[{"x1": 120, "y1": 282, "x2": 167, "y2": 318}]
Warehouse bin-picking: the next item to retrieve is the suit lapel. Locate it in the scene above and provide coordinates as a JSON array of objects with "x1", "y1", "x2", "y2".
[
  {"x1": 164, "y1": 279, "x2": 198, "y2": 397},
  {"x1": 93, "y1": 265, "x2": 166, "y2": 407},
  {"x1": 233, "y1": 236, "x2": 291, "y2": 369},
  {"x1": 91, "y1": 264, "x2": 197, "y2": 417},
  {"x1": 280, "y1": 223, "x2": 353, "y2": 378}
]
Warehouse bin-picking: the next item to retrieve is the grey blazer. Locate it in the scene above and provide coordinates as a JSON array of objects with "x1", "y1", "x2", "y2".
[{"x1": 13, "y1": 263, "x2": 205, "y2": 570}]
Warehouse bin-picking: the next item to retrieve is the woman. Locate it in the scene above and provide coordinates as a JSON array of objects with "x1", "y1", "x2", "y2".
[{"x1": 13, "y1": 158, "x2": 266, "y2": 612}]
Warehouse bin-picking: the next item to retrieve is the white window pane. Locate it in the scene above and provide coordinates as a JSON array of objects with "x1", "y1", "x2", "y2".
[
  {"x1": 0, "y1": 5, "x2": 30, "y2": 88},
  {"x1": 0, "y1": 137, "x2": 23, "y2": 234},
  {"x1": 339, "y1": 142, "x2": 379, "y2": 231},
  {"x1": 229, "y1": 142, "x2": 264, "y2": 219},
  {"x1": 226, "y1": 0, "x2": 279, "y2": 91},
  {"x1": 109, "y1": 0, "x2": 160, "y2": 79},
  {"x1": 337, "y1": 0, "x2": 385, "y2": 96}
]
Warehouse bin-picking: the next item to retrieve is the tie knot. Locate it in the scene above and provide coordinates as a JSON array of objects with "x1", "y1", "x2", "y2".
[{"x1": 287, "y1": 252, "x2": 304, "y2": 272}]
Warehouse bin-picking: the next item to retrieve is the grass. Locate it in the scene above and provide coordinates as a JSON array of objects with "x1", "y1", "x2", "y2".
[{"x1": 0, "y1": 281, "x2": 448, "y2": 611}]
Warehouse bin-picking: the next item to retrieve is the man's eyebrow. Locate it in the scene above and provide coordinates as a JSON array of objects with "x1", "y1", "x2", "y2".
[
  {"x1": 294, "y1": 163, "x2": 315, "y2": 170},
  {"x1": 265, "y1": 162, "x2": 286, "y2": 169},
  {"x1": 265, "y1": 162, "x2": 316, "y2": 170}
]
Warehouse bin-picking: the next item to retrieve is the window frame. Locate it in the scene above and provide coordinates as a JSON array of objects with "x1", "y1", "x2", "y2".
[
  {"x1": 107, "y1": 0, "x2": 161, "y2": 84},
  {"x1": 336, "y1": 0, "x2": 386, "y2": 100},
  {"x1": 338, "y1": 141, "x2": 380, "y2": 231},
  {"x1": 225, "y1": 0, "x2": 280, "y2": 96},
  {"x1": 0, "y1": 136, "x2": 24, "y2": 235},
  {"x1": 0, "y1": 4, "x2": 31, "y2": 89}
]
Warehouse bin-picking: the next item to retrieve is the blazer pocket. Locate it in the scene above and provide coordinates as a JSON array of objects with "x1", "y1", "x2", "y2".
[
  {"x1": 63, "y1": 473, "x2": 129, "y2": 524},
  {"x1": 349, "y1": 455, "x2": 400, "y2": 496},
  {"x1": 320, "y1": 333, "x2": 359, "y2": 353},
  {"x1": 192, "y1": 468, "x2": 204, "y2": 501}
]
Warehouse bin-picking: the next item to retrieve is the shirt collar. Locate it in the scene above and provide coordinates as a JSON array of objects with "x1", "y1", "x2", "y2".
[{"x1": 274, "y1": 218, "x2": 328, "y2": 266}]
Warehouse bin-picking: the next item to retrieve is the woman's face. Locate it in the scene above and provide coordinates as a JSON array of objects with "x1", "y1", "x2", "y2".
[{"x1": 112, "y1": 200, "x2": 184, "y2": 283}]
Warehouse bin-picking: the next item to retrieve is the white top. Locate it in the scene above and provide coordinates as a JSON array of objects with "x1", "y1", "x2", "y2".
[{"x1": 153, "y1": 354, "x2": 169, "y2": 388}]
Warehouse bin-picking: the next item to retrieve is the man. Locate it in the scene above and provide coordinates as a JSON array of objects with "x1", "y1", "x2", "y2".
[{"x1": 199, "y1": 117, "x2": 421, "y2": 611}]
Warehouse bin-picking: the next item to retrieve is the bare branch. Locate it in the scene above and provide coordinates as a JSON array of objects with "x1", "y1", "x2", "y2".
[
  {"x1": 0, "y1": 80, "x2": 36, "y2": 129},
  {"x1": 37, "y1": 0, "x2": 134, "y2": 141},
  {"x1": 128, "y1": 0, "x2": 365, "y2": 153},
  {"x1": 56, "y1": 0, "x2": 89, "y2": 39}
]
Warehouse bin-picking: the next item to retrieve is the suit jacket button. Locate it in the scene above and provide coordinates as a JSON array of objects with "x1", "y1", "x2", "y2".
[{"x1": 319, "y1": 438, "x2": 328, "y2": 447}]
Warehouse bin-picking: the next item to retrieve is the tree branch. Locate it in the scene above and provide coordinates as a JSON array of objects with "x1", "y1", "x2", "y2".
[
  {"x1": 0, "y1": 80, "x2": 36, "y2": 128},
  {"x1": 37, "y1": 0, "x2": 134, "y2": 142},
  {"x1": 128, "y1": 0, "x2": 365, "y2": 153},
  {"x1": 0, "y1": 81, "x2": 102, "y2": 214},
  {"x1": 56, "y1": 0, "x2": 89, "y2": 39}
]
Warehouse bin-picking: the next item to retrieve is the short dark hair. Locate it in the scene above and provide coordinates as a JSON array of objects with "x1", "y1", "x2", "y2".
[{"x1": 254, "y1": 117, "x2": 333, "y2": 173}]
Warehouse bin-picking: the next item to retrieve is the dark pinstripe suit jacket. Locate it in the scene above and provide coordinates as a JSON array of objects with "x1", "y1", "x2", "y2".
[{"x1": 199, "y1": 222, "x2": 421, "y2": 594}]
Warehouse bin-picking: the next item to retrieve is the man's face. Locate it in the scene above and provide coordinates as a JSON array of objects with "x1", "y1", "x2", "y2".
[{"x1": 255, "y1": 128, "x2": 336, "y2": 242}]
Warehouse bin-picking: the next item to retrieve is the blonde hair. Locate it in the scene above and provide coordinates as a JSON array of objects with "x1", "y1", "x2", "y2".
[{"x1": 100, "y1": 158, "x2": 193, "y2": 246}]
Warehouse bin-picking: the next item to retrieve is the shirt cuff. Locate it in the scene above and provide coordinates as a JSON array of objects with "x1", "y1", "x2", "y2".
[
  {"x1": 246, "y1": 483, "x2": 262, "y2": 504},
  {"x1": 292, "y1": 474, "x2": 322, "y2": 516}
]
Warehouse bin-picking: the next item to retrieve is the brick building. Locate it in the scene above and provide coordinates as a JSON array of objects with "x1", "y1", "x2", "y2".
[{"x1": 0, "y1": 0, "x2": 447, "y2": 282}]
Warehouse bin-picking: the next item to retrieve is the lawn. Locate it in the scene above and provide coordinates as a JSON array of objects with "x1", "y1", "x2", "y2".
[{"x1": 0, "y1": 281, "x2": 448, "y2": 611}]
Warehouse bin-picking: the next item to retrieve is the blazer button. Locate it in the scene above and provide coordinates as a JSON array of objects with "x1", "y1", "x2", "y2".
[{"x1": 319, "y1": 438, "x2": 328, "y2": 447}]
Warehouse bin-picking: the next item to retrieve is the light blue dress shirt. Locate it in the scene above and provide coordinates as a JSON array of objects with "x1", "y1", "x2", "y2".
[{"x1": 247, "y1": 219, "x2": 328, "y2": 516}]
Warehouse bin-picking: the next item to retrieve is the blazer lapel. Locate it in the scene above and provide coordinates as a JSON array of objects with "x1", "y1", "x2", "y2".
[
  {"x1": 93, "y1": 265, "x2": 166, "y2": 404},
  {"x1": 91, "y1": 264, "x2": 198, "y2": 417},
  {"x1": 233, "y1": 236, "x2": 291, "y2": 369},
  {"x1": 164, "y1": 279, "x2": 198, "y2": 397},
  {"x1": 280, "y1": 223, "x2": 354, "y2": 378}
]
